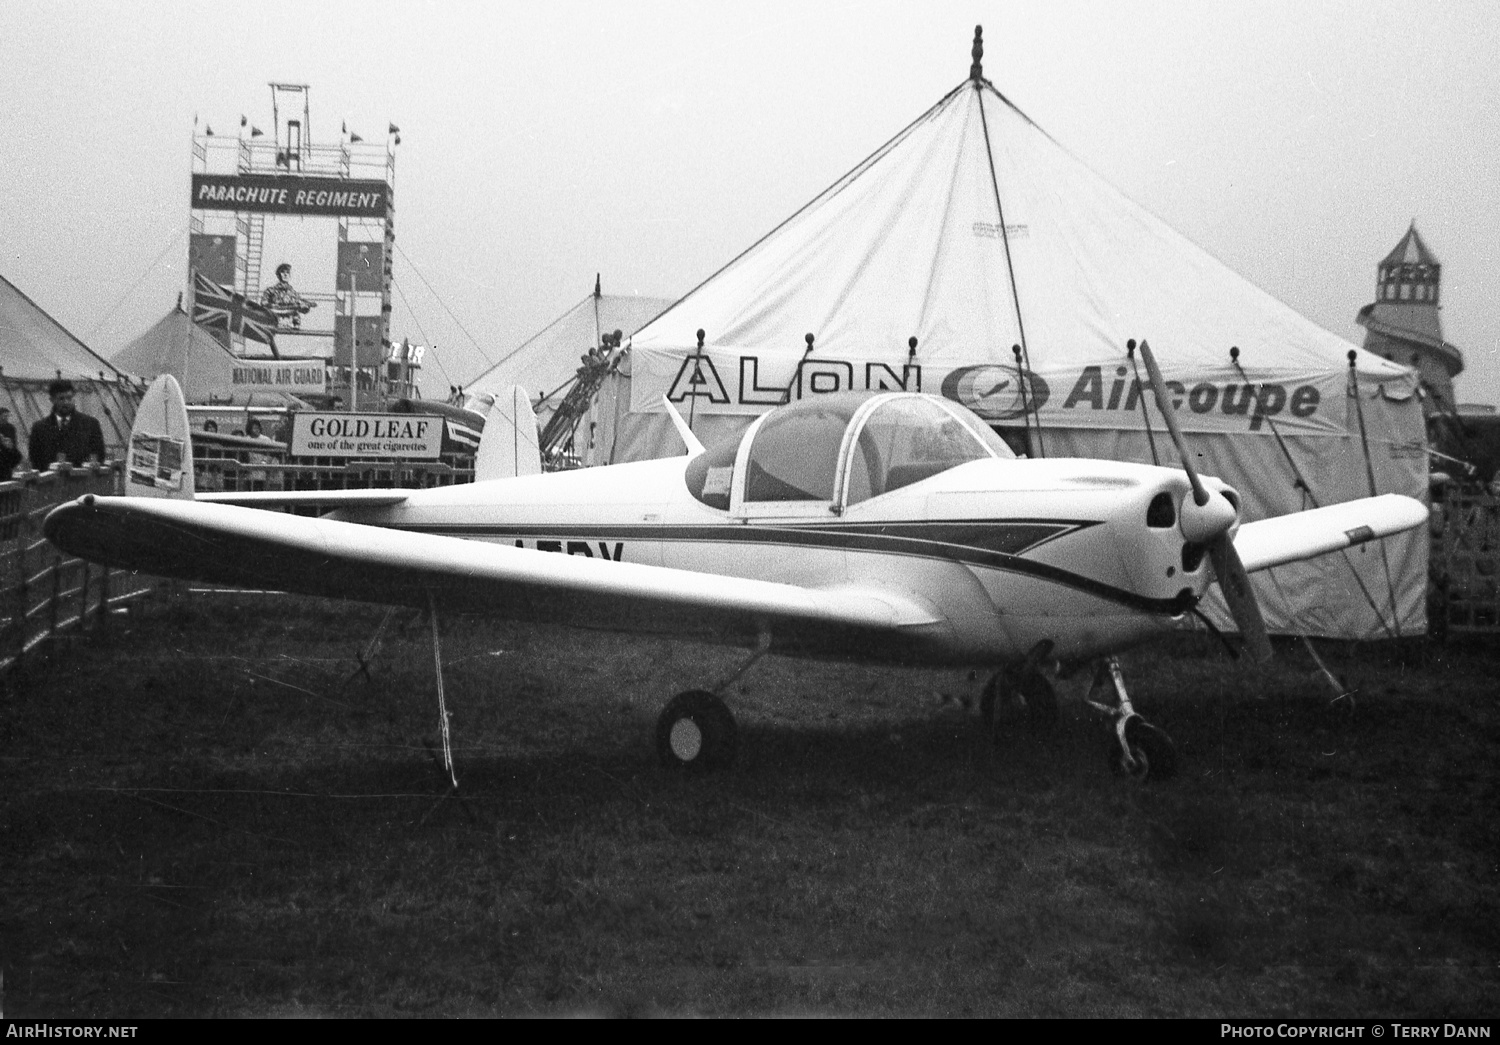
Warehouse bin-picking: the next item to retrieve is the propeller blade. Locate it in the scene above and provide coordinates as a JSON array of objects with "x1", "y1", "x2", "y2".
[
  {"x1": 1208, "y1": 533, "x2": 1273, "y2": 662},
  {"x1": 1138, "y1": 339, "x2": 1273, "y2": 660},
  {"x1": 1136, "y1": 340, "x2": 1208, "y2": 507}
]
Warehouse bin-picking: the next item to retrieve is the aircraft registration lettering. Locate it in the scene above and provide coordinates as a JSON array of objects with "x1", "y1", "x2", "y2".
[{"x1": 511, "y1": 538, "x2": 625, "y2": 561}]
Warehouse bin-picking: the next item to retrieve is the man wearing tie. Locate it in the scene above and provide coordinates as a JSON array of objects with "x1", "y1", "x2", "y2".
[{"x1": 29, "y1": 379, "x2": 106, "y2": 470}]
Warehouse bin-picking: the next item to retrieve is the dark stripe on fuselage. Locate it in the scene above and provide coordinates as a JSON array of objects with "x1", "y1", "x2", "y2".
[{"x1": 378, "y1": 518, "x2": 1194, "y2": 616}]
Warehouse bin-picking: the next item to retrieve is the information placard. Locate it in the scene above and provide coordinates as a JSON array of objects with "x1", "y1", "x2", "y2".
[{"x1": 290, "y1": 413, "x2": 443, "y2": 458}]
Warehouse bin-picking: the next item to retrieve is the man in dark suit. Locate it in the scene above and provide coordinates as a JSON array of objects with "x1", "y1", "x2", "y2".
[{"x1": 28, "y1": 379, "x2": 106, "y2": 470}]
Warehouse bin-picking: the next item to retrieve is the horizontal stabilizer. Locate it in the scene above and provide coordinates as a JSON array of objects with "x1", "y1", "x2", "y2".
[{"x1": 1234, "y1": 494, "x2": 1429, "y2": 574}]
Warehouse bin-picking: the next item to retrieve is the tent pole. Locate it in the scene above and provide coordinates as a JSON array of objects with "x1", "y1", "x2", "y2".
[
  {"x1": 976, "y1": 80, "x2": 1044, "y2": 457},
  {"x1": 1230, "y1": 346, "x2": 1398, "y2": 641},
  {"x1": 592, "y1": 273, "x2": 603, "y2": 358},
  {"x1": 1126, "y1": 340, "x2": 1160, "y2": 466},
  {"x1": 780, "y1": 334, "x2": 815, "y2": 406},
  {"x1": 1346, "y1": 351, "x2": 1404, "y2": 639},
  {"x1": 1011, "y1": 345, "x2": 1035, "y2": 456},
  {"x1": 688, "y1": 329, "x2": 708, "y2": 429}
]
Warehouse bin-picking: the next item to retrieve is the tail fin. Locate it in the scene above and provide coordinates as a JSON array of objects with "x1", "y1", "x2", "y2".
[
  {"x1": 474, "y1": 385, "x2": 542, "y2": 481},
  {"x1": 126, "y1": 375, "x2": 195, "y2": 499}
]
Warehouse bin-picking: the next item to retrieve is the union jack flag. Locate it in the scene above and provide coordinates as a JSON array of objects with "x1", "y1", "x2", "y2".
[{"x1": 191, "y1": 272, "x2": 279, "y2": 355}]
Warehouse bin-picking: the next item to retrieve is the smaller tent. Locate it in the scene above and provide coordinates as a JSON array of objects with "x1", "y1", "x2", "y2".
[
  {"x1": 0, "y1": 273, "x2": 140, "y2": 462},
  {"x1": 464, "y1": 281, "x2": 673, "y2": 419},
  {"x1": 112, "y1": 306, "x2": 323, "y2": 408}
]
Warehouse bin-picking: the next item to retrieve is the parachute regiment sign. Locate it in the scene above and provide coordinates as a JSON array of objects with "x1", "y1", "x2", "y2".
[{"x1": 191, "y1": 174, "x2": 390, "y2": 218}]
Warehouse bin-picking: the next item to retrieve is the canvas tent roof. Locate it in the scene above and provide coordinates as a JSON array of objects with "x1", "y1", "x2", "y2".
[
  {"x1": 626, "y1": 74, "x2": 1413, "y2": 423},
  {"x1": 466, "y1": 287, "x2": 673, "y2": 411},
  {"x1": 0, "y1": 273, "x2": 140, "y2": 463},
  {"x1": 112, "y1": 306, "x2": 228, "y2": 385},
  {"x1": 1, "y1": 274, "x2": 129, "y2": 383}
]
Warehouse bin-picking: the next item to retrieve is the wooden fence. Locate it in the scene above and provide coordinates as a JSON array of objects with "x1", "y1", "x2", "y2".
[
  {"x1": 1430, "y1": 482, "x2": 1500, "y2": 636},
  {"x1": 0, "y1": 465, "x2": 161, "y2": 675}
]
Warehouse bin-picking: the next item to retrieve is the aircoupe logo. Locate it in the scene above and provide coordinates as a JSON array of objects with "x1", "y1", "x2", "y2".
[
  {"x1": 940, "y1": 365, "x2": 1049, "y2": 420},
  {"x1": 1058, "y1": 365, "x2": 1321, "y2": 431}
]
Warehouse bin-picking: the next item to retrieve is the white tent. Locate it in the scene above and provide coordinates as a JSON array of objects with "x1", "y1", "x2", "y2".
[
  {"x1": 465, "y1": 284, "x2": 673, "y2": 411},
  {"x1": 112, "y1": 306, "x2": 322, "y2": 408},
  {"x1": 0, "y1": 273, "x2": 140, "y2": 461},
  {"x1": 594, "y1": 61, "x2": 1427, "y2": 641},
  {"x1": 464, "y1": 283, "x2": 673, "y2": 464}
]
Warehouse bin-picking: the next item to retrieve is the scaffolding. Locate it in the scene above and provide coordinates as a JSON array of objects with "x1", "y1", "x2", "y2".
[{"x1": 187, "y1": 84, "x2": 413, "y2": 409}]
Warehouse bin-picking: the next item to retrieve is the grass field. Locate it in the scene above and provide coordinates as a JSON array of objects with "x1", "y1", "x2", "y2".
[{"x1": 2, "y1": 594, "x2": 1498, "y2": 1017}]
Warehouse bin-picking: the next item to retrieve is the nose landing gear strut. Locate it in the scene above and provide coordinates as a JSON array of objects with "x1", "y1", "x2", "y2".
[{"x1": 1085, "y1": 657, "x2": 1177, "y2": 782}]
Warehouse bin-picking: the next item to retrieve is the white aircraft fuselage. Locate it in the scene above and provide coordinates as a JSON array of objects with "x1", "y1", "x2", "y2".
[{"x1": 331, "y1": 450, "x2": 1219, "y2": 668}]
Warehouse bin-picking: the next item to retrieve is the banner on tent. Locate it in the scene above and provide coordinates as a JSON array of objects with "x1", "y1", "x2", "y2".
[
  {"x1": 208, "y1": 358, "x2": 327, "y2": 399},
  {"x1": 629, "y1": 347, "x2": 1358, "y2": 437}
]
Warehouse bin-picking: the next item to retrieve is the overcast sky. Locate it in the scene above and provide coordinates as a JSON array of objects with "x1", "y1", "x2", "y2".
[{"x1": 3, "y1": 0, "x2": 1496, "y2": 405}]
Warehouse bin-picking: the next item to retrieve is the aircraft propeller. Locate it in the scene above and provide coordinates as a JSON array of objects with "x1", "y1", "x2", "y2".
[{"x1": 1137, "y1": 340, "x2": 1273, "y2": 662}]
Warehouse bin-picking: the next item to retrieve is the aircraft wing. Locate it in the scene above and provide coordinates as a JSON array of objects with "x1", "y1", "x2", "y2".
[
  {"x1": 196, "y1": 490, "x2": 411, "y2": 508},
  {"x1": 1233, "y1": 493, "x2": 1429, "y2": 574},
  {"x1": 43, "y1": 496, "x2": 946, "y2": 653}
]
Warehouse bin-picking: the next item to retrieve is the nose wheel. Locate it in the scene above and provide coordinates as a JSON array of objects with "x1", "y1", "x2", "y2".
[
  {"x1": 656, "y1": 690, "x2": 738, "y2": 773},
  {"x1": 1087, "y1": 657, "x2": 1178, "y2": 782},
  {"x1": 1108, "y1": 716, "x2": 1177, "y2": 781}
]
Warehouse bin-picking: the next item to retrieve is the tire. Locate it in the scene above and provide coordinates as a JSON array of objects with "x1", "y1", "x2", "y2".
[
  {"x1": 1108, "y1": 718, "x2": 1178, "y2": 782},
  {"x1": 655, "y1": 690, "x2": 738, "y2": 773},
  {"x1": 981, "y1": 669, "x2": 1059, "y2": 738}
]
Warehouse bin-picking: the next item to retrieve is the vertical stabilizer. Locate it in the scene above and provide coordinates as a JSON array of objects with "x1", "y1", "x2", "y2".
[
  {"x1": 126, "y1": 375, "x2": 196, "y2": 499},
  {"x1": 475, "y1": 386, "x2": 542, "y2": 481}
]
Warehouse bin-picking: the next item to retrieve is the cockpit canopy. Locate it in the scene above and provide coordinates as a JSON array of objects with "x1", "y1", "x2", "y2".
[{"x1": 685, "y1": 392, "x2": 1014, "y2": 512}]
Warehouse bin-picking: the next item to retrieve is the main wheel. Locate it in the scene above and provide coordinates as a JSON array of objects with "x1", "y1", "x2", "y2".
[
  {"x1": 1108, "y1": 718, "x2": 1178, "y2": 782},
  {"x1": 981, "y1": 669, "x2": 1059, "y2": 739},
  {"x1": 656, "y1": 690, "x2": 738, "y2": 773}
]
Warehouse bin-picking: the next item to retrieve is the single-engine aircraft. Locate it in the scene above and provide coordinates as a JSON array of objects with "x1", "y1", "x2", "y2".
[{"x1": 43, "y1": 348, "x2": 1427, "y2": 782}]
